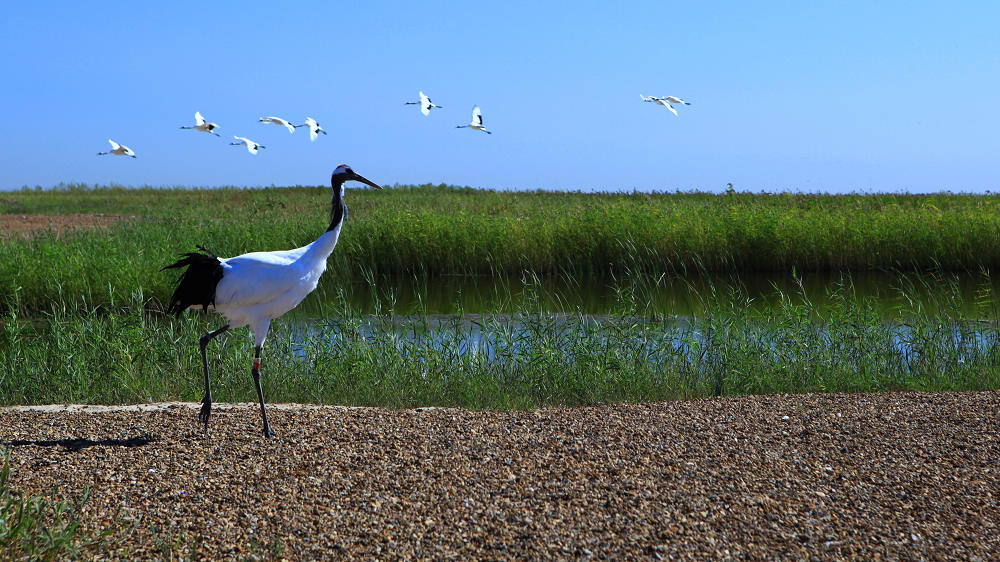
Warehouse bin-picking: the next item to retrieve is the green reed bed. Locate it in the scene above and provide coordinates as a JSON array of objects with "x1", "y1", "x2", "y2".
[
  {"x1": 3, "y1": 273, "x2": 999, "y2": 409},
  {"x1": 4, "y1": 185, "x2": 1000, "y2": 313}
]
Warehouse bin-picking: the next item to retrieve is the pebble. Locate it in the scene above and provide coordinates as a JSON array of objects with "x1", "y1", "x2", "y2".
[{"x1": 1, "y1": 391, "x2": 998, "y2": 559}]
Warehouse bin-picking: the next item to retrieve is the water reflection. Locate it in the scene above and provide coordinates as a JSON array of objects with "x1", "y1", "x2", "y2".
[
  {"x1": 276, "y1": 300, "x2": 1000, "y2": 393},
  {"x1": 298, "y1": 270, "x2": 1000, "y2": 318},
  {"x1": 260, "y1": 270, "x2": 1000, "y2": 397}
]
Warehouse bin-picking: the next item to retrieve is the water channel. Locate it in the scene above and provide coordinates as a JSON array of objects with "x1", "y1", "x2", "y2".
[{"x1": 296, "y1": 269, "x2": 1000, "y2": 318}]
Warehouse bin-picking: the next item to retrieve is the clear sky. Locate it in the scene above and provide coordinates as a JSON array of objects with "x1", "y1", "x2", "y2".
[{"x1": 1, "y1": 1, "x2": 998, "y2": 193}]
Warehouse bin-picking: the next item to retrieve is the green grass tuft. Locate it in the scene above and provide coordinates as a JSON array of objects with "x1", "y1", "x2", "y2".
[{"x1": 0, "y1": 449, "x2": 123, "y2": 560}]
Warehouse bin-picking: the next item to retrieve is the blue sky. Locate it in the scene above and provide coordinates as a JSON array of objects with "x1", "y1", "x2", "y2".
[{"x1": 1, "y1": 1, "x2": 997, "y2": 193}]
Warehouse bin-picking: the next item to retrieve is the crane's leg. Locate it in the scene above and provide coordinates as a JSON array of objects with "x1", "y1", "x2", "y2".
[
  {"x1": 198, "y1": 325, "x2": 230, "y2": 431},
  {"x1": 251, "y1": 345, "x2": 274, "y2": 438}
]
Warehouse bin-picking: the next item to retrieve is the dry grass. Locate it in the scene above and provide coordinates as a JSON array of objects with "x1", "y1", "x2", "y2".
[{"x1": 0, "y1": 213, "x2": 135, "y2": 239}]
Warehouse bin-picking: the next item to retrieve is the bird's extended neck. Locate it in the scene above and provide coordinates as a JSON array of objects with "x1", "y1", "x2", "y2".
[
  {"x1": 326, "y1": 182, "x2": 346, "y2": 233},
  {"x1": 299, "y1": 182, "x2": 347, "y2": 265}
]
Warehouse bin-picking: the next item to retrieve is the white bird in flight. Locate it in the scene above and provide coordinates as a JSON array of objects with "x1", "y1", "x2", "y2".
[
  {"x1": 662, "y1": 96, "x2": 691, "y2": 106},
  {"x1": 405, "y1": 91, "x2": 443, "y2": 116},
  {"x1": 258, "y1": 116, "x2": 296, "y2": 134},
  {"x1": 97, "y1": 139, "x2": 136, "y2": 158},
  {"x1": 180, "y1": 111, "x2": 221, "y2": 136},
  {"x1": 230, "y1": 136, "x2": 266, "y2": 155},
  {"x1": 456, "y1": 106, "x2": 491, "y2": 134},
  {"x1": 640, "y1": 95, "x2": 678, "y2": 116},
  {"x1": 294, "y1": 117, "x2": 327, "y2": 141}
]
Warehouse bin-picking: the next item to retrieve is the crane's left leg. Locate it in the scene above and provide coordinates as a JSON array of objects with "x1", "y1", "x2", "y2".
[{"x1": 251, "y1": 346, "x2": 274, "y2": 438}]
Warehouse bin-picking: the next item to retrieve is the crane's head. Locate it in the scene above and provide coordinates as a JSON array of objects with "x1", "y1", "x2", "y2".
[{"x1": 331, "y1": 165, "x2": 383, "y2": 192}]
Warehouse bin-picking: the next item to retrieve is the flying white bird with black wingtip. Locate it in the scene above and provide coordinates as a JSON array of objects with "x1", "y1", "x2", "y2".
[
  {"x1": 180, "y1": 111, "x2": 221, "y2": 136},
  {"x1": 96, "y1": 139, "x2": 136, "y2": 158},
  {"x1": 294, "y1": 117, "x2": 327, "y2": 141},
  {"x1": 162, "y1": 165, "x2": 383, "y2": 438},
  {"x1": 258, "y1": 116, "x2": 296, "y2": 134},
  {"x1": 456, "y1": 105, "x2": 491, "y2": 134},
  {"x1": 230, "y1": 136, "x2": 266, "y2": 155},
  {"x1": 405, "y1": 91, "x2": 443, "y2": 116},
  {"x1": 640, "y1": 95, "x2": 678, "y2": 116}
]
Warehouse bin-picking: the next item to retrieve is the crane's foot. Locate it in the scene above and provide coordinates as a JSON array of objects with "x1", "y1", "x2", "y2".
[
  {"x1": 199, "y1": 395, "x2": 212, "y2": 429},
  {"x1": 262, "y1": 424, "x2": 275, "y2": 439}
]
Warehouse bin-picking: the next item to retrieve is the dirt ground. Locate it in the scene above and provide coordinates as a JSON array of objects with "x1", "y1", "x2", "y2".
[
  {"x1": 0, "y1": 213, "x2": 133, "y2": 237},
  {"x1": 2, "y1": 392, "x2": 998, "y2": 560}
]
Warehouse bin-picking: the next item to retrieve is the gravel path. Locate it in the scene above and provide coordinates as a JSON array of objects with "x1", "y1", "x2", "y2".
[{"x1": 2, "y1": 392, "x2": 998, "y2": 560}]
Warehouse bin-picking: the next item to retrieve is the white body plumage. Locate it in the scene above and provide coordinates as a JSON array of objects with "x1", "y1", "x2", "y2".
[{"x1": 210, "y1": 218, "x2": 343, "y2": 347}]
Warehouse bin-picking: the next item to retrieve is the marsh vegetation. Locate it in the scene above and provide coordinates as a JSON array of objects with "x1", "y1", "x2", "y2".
[{"x1": 3, "y1": 184, "x2": 1000, "y2": 407}]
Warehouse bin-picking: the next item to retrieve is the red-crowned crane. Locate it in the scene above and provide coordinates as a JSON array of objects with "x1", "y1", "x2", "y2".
[
  {"x1": 162, "y1": 165, "x2": 383, "y2": 438},
  {"x1": 405, "y1": 91, "x2": 443, "y2": 116},
  {"x1": 180, "y1": 111, "x2": 222, "y2": 136},
  {"x1": 456, "y1": 105, "x2": 491, "y2": 134},
  {"x1": 640, "y1": 95, "x2": 691, "y2": 116},
  {"x1": 294, "y1": 117, "x2": 328, "y2": 141},
  {"x1": 640, "y1": 95, "x2": 677, "y2": 116},
  {"x1": 230, "y1": 136, "x2": 266, "y2": 155},
  {"x1": 258, "y1": 116, "x2": 296, "y2": 133},
  {"x1": 97, "y1": 139, "x2": 136, "y2": 158}
]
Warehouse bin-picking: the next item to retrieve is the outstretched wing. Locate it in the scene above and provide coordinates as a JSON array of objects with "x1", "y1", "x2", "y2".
[
  {"x1": 472, "y1": 106, "x2": 483, "y2": 126},
  {"x1": 195, "y1": 111, "x2": 206, "y2": 126}
]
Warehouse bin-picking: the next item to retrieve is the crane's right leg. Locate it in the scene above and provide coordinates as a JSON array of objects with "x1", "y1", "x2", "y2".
[{"x1": 198, "y1": 325, "x2": 230, "y2": 431}]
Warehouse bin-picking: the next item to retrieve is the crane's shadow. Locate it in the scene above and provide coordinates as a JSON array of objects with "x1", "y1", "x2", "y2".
[{"x1": 3, "y1": 435, "x2": 156, "y2": 452}]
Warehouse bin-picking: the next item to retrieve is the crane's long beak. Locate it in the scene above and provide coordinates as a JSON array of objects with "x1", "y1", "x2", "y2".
[{"x1": 351, "y1": 172, "x2": 383, "y2": 190}]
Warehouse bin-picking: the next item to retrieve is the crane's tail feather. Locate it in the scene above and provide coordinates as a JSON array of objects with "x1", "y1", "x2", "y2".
[{"x1": 162, "y1": 247, "x2": 224, "y2": 316}]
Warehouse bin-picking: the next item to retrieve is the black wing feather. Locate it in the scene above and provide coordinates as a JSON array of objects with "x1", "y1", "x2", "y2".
[{"x1": 161, "y1": 246, "x2": 224, "y2": 315}]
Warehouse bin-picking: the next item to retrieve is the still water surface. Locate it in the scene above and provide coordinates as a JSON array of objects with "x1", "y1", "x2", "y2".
[
  {"x1": 275, "y1": 270, "x2": 1000, "y2": 370},
  {"x1": 298, "y1": 270, "x2": 1000, "y2": 318}
]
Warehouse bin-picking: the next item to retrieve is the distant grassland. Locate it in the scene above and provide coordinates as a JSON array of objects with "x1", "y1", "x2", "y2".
[{"x1": 3, "y1": 184, "x2": 1000, "y2": 312}]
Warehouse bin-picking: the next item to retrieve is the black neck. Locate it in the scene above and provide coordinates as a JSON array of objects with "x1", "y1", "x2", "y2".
[{"x1": 327, "y1": 181, "x2": 346, "y2": 232}]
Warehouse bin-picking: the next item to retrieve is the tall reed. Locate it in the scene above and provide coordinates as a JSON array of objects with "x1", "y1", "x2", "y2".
[
  {"x1": 4, "y1": 185, "x2": 1000, "y2": 313},
  {"x1": 3, "y1": 272, "x2": 998, "y2": 408}
]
